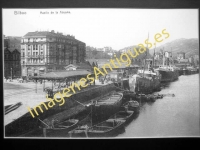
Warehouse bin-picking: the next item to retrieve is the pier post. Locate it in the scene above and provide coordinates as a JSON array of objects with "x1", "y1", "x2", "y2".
[
  {"x1": 84, "y1": 130, "x2": 88, "y2": 138},
  {"x1": 43, "y1": 79, "x2": 45, "y2": 92},
  {"x1": 35, "y1": 79, "x2": 37, "y2": 93},
  {"x1": 43, "y1": 128, "x2": 46, "y2": 137}
]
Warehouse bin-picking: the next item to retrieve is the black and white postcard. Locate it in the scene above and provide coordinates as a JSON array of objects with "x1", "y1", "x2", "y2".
[{"x1": 3, "y1": 8, "x2": 199, "y2": 139}]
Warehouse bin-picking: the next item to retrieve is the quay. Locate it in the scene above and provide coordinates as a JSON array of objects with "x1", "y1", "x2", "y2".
[
  {"x1": 4, "y1": 63, "x2": 199, "y2": 137},
  {"x1": 4, "y1": 70, "x2": 121, "y2": 137}
]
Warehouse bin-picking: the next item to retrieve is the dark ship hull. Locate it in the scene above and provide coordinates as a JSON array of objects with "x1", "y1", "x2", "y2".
[
  {"x1": 129, "y1": 71, "x2": 161, "y2": 94},
  {"x1": 183, "y1": 68, "x2": 191, "y2": 75},
  {"x1": 91, "y1": 92, "x2": 123, "y2": 123},
  {"x1": 156, "y1": 68, "x2": 179, "y2": 82}
]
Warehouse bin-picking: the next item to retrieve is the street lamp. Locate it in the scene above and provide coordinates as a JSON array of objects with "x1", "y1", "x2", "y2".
[{"x1": 11, "y1": 68, "x2": 12, "y2": 81}]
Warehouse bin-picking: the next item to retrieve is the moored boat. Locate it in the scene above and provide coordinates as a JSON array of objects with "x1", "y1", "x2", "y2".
[
  {"x1": 177, "y1": 67, "x2": 183, "y2": 76},
  {"x1": 42, "y1": 119, "x2": 79, "y2": 137},
  {"x1": 68, "y1": 118, "x2": 125, "y2": 137},
  {"x1": 196, "y1": 66, "x2": 199, "y2": 73},
  {"x1": 129, "y1": 69, "x2": 161, "y2": 94},
  {"x1": 121, "y1": 100, "x2": 140, "y2": 114},
  {"x1": 182, "y1": 67, "x2": 191, "y2": 75},
  {"x1": 109, "y1": 110, "x2": 134, "y2": 124},
  {"x1": 187, "y1": 66, "x2": 197, "y2": 74},
  {"x1": 154, "y1": 50, "x2": 179, "y2": 82},
  {"x1": 87, "y1": 119, "x2": 125, "y2": 137},
  {"x1": 5, "y1": 102, "x2": 22, "y2": 115},
  {"x1": 155, "y1": 66, "x2": 179, "y2": 82},
  {"x1": 90, "y1": 91, "x2": 123, "y2": 122}
]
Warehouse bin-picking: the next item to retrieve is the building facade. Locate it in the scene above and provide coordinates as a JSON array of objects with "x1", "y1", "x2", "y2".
[
  {"x1": 4, "y1": 36, "x2": 21, "y2": 78},
  {"x1": 20, "y1": 31, "x2": 86, "y2": 76},
  {"x1": 177, "y1": 52, "x2": 186, "y2": 59}
]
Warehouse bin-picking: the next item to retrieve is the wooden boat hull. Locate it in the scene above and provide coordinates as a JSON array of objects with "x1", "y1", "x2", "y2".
[
  {"x1": 69, "y1": 119, "x2": 125, "y2": 137},
  {"x1": 43, "y1": 119, "x2": 79, "y2": 137},
  {"x1": 87, "y1": 119, "x2": 125, "y2": 137},
  {"x1": 121, "y1": 101, "x2": 140, "y2": 114},
  {"x1": 5, "y1": 102, "x2": 22, "y2": 115},
  {"x1": 109, "y1": 110, "x2": 135, "y2": 125},
  {"x1": 91, "y1": 92, "x2": 123, "y2": 123}
]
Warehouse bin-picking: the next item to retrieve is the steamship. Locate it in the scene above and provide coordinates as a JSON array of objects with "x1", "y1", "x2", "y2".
[
  {"x1": 129, "y1": 59, "x2": 161, "y2": 94},
  {"x1": 155, "y1": 51, "x2": 179, "y2": 82}
]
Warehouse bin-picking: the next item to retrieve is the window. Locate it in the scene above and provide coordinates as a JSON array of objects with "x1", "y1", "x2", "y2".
[
  {"x1": 28, "y1": 45, "x2": 31, "y2": 50},
  {"x1": 36, "y1": 52, "x2": 38, "y2": 55},
  {"x1": 41, "y1": 52, "x2": 43, "y2": 55},
  {"x1": 36, "y1": 45, "x2": 38, "y2": 50},
  {"x1": 33, "y1": 52, "x2": 35, "y2": 56}
]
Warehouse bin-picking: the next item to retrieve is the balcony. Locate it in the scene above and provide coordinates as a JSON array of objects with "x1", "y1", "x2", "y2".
[
  {"x1": 22, "y1": 62, "x2": 46, "y2": 65},
  {"x1": 27, "y1": 55, "x2": 44, "y2": 58}
]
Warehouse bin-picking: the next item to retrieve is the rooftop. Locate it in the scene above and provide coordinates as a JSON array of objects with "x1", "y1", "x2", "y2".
[
  {"x1": 31, "y1": 70, "x2": 93, "y2": 80},
  {"x1": 4, "y1": 47, "x2": 20, "y2": 53}
]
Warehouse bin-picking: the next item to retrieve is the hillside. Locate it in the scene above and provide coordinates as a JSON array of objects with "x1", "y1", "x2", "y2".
[
  {"x1": 149, "y1": 38, "x2": 199, "y2": 58},
  {"x1": 118, "y1": 45, "x2": 152, "y2": 59}
]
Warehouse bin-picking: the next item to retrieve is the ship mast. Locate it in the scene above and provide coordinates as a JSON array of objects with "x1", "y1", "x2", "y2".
[
  {"x1": 153, "y1": 44, "x2": 156, "y2": 68},
  {"x1": 142, "y1": 32, "x2": 149, "y2": 77},
  {"x1": 171, "y1": 47, "x2": 174, "y2": 66},
  {"x1": 162, "y1": 47, "x2": 165, "y2": 66}
]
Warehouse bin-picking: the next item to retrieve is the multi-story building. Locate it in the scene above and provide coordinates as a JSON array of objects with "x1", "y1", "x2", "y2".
[
  {"x1": 177, "y1": 52, "x2": 186, "y2": 59},
  {"x1": 20, "y1": 30, "x2": 86, "y2": 76},
  {"x1": 4, "y1": 36, "x2": 21, "y2": 78},
  {"x1": 188, "y1": 56, "x2": 195, "y2": 65},
  {"x1": 193, "y1": 55, "x2": 199, "y2": 66},
  {"x1": 103, "y1": 47, "x2": 112, "y2": 52}
]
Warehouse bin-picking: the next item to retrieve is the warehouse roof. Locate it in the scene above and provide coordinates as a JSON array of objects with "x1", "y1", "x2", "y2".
[{"x1": 31, "y1": 70, "x2": 93, "y2": 80}]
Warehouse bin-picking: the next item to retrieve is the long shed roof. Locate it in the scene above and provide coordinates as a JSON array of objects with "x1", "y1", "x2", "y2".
[{"x1": 31, "y1": 70, "x2": 93, "y2": 80}]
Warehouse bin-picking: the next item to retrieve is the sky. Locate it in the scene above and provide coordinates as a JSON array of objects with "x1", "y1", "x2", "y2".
[{"x1": 3, "y1": 9, "x2": 199, "y2": 50}]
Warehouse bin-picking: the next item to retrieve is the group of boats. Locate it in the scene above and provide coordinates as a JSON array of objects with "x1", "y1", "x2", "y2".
[
  {"x1": 179, "y1": 66, "x2": 199, "y2": 75},
  {"x1": 129, "y1": 55, "x2": 198, "y2": 94},
  {"x1": 38, "y1": 91, "x2": 140, "y2": 138}
]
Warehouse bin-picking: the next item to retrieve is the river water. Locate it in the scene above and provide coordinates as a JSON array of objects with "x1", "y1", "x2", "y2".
[{"x1": 117, "y1": 74, "x2": 199, "y2": 138}]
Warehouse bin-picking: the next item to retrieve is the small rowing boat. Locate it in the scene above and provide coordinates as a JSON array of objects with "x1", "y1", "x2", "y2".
[
  {"x1": 42, "y1": 119, "x2": 79, "y2": 137},
  {"x1": 5, "y1": 102, "x2": 22, "y2": 115},
  {"x1": 69, "y1": 118, "x2": 125, "y2": 138},
  {"x1": 121, "y1": 100, "x2": 140, "y2": 113},
  {"x1": 109, "y1": 110, "x2": 134, "y2": 124}
]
